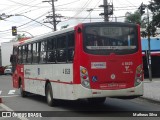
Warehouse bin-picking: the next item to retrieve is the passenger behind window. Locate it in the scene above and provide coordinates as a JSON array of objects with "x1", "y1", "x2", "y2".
[{"x1": 87, "y1": 30, "x2": 103, "y2": 46}]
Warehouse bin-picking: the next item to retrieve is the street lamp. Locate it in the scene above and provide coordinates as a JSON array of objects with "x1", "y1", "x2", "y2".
[
  {"x1": 86, "y1": 9, "x2": 93, "y2": 22},
  {"x1": 0, "y1": 13, "x2": 12, "y2": 20}
]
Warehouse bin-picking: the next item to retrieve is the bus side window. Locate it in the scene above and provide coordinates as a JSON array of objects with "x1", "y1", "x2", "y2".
[
  {"x1": 67, "y1": 32, "x2": 75, "y2": 62},
  {"x1": 27, "y1": 44, "x2": 32, "y2": 63},
  {"x1": 40, "y1": 41, "x2": 47, "y2": 63},
  {"x1": 22, "y1": 45, "x2": 27, "y2": 64},
  {"x1": 13, "y1": 46, "x2": 18, "y2": 55},
  {"x1": 32, "y1": 43, "x2": 39, "y2": 64},
  {"x1": 47, "y1": 37, "x2": 56, "y2": 63},
  {"x1": 11, "y1": 46, "x2": 18, "y2": 63},
  {"x1": 18, "y1": 46, "x2": 22, "y2": 64},
  {"x1": 57, "y1": 35, "x2": 67, "y2": 62}
]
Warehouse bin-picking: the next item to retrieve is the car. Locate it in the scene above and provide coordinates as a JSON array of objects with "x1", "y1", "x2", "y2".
[
  {"x1": 0, "y1": 66, "x2": 5, "y2": 75},
  {"x1": 4, "y1": 66, "x2": 12, "y2": 75}
]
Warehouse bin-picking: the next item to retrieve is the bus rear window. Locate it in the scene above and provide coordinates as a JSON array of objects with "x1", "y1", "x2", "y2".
[{"x1": 84, "y1": 26, "x2": 138, "y2": 55}]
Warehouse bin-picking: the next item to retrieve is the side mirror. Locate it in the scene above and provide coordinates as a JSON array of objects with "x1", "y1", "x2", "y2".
[
  {"x1": 10, "y1": 55, "x2": 16, "y2": 63},
  {"x1": 10, "y1": 55, "x2": 13, "y2": 63}
]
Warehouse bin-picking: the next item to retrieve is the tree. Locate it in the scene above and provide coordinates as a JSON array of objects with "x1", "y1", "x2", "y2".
[
  {"x1": 10, "y1": 34, "x2": 27, "y2": 42},
  {"x1": 147, "y1": 0, "x2": 160, "y2": 36},
  {"x1": 61, "y1": 24, "x2": 69, "y2": 30},
  {"x1": 17, "y1": 34, "x2": 26, "y2": 41},
  {"x1": 148, "y1": 0, "x2": 160, "y2": 28},
  {"x1": 125, "y1": 11, "x2": 146, "y2": 28}
]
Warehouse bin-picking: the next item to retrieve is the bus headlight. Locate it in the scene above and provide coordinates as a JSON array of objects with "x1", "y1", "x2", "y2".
[
  {"x1": 80, "y1": 66, "x2": 90, "y2": 88},
  {"x1": 135, "y1": 64, "x2": 143, "y2": 86}
]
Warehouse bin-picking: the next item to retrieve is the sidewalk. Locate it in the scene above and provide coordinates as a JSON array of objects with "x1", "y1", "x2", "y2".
[{"x1": 142, "y1": 78, "x2": 160, "y2": 102}]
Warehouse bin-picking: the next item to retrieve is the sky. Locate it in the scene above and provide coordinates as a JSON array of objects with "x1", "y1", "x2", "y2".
[{"x1": 0, "y1": 0, "x2": 150, "y2": 44}]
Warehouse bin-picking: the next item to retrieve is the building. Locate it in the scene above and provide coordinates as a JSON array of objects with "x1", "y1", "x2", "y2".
[
  {"x1": 141, "y1": 37, "x2": 160, "y2": 77},
  {"x1": 1, "y1": 42, "x2": 15, "y2": 66},
  {"x1": 0, "y1": 38, "x2": 30, "y2": 67}
]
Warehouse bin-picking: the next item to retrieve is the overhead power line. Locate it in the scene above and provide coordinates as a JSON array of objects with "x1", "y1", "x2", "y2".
[
  {"x1": 7, "y1": 0, "x2": 43, "y2": 7},
  {"x1": 82, "y1": 0, "x2": 101, "y2": 22},
  {"x1": 0, "y1": 12, "x2": 52, "y2": 33}
]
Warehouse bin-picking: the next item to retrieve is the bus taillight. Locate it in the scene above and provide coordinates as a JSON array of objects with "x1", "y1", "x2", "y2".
[
  {"x1": 135, "y1": 64, "x2": 143, "y2": 86},
  {"x1": 80, "y1": 66, "x2": 90, "y2": 88}
]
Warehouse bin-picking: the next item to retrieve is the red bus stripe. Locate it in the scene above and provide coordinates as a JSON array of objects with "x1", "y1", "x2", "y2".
[{"x1": 24, "y1": 77, "x2": 73, "y2": 84}]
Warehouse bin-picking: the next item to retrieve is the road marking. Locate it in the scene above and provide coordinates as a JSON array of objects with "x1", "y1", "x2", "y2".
[
  {"x1": 8, "y1": 90, "x2": 16, "y2": 95},
  {"x1": 0, "y1": 104, "x2": 13, "y2": 111},
  {"x1": 0, "y1": 95, "x2": 19, "y2": 98},
  {"x1": 0, "y1": 90, "x2": 17, "y2": 95},
  {"x1": 0, "y1": 104, "x2": 29, "y2": 120}
]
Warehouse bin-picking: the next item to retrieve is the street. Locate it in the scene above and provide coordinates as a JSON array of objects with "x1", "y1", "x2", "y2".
[
  {"x1": 0, "y1": 0, "x2": 160, "y2": 120},
  {"x1": 0, "y1": 75, "x2": 160, "y2": 120}
]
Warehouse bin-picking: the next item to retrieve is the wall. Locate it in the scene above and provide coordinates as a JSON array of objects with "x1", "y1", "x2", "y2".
[{"x1": 0, "y1": 46, "x2": 1, "y2": 66}]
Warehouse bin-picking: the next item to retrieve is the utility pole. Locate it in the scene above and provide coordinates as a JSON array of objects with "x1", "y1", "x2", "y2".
[
  {"x1": 43, "y1": 0, "x2": 63, "y2": 31},
  {"x1": 99, "y1": 0, "x2": 113, "y2": 22},
  {"x1": 138, "y1": 3, "x2": 152, "y2": 81},
  {"x1": 51, "y1": 0, "x2": 56, "y2": 31},
  {"x1": 86, "y1": 9, "x2": 93, "y2": 22},
  {"x1": 147, "y1": 6, "x2": 152, "y2": 81},
  {"x1": 103, "y1": 0, "x2": 108, "y2": 21}
]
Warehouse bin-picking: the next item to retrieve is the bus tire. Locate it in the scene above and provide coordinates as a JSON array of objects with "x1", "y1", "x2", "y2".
[
  {"x1": 88, "y1": 97, "x2": 106, "y2": 104},
  {"x1": 20, "y1": 80, "x2": 27, "y2": 97},
  {"x1": 46, "y1": 83, "x2": 58, "y2": 107}
]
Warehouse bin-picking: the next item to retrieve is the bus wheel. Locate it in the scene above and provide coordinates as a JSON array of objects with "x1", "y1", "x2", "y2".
[
  {"x1": 46, "y1": 83, "x2": 57, "y2": 106},
  {"x1": 88, "y1": 97, "x2": 106, "y2": 104},
  {"x1": 20, "y1": 81, "x2": 27, "y2": 97}
]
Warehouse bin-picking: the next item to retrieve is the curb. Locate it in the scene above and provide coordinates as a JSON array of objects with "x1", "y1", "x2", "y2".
[
  {"x1": 0, "y1": 98, "x2": 2, "y2": 103},
  {"x1": 140, "y1": 96, "x2": 160, "y2": 104}
]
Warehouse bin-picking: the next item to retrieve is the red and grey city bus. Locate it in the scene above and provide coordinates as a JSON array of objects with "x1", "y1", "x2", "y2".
[{"x1": 10, "y1": 22, "x2": 143, "y2": 106}]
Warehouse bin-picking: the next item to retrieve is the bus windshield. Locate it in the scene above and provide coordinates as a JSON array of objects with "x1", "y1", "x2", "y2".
[{"x1": 83, "y1": 25, "x2": 138, "y2": 55}]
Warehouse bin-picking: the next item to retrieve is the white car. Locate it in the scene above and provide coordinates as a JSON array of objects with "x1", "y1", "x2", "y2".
[{"x1": 4, "y1": 66, "x2": 12, "y2": 75}]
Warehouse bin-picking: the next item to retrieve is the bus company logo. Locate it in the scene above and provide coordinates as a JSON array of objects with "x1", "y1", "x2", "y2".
[
  {"x1": 125, "y1": 66, "x2": 130, "y2": 71},
  {"x1": 1, "y1": 112, "x2": 42, "y2": 118},
  {"x1": 2, "y1": 112, "x2": 11, "y2": 117},
  {"x1": 111, "y1": 74, "x2": 116, "y2": 80}
]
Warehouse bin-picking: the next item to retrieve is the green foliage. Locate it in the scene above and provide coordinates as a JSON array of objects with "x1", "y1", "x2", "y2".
[
  {"x1": 124, "y1": 11, "x2": 146, "y2": 28},
  {"x1": 148, "y1": 0, "x2": 160, "y2": 28},
  {"x1": 144, "y1": 0, "x2": 160, "y2": 37},
  {"x1": 125, "y1": 0, "x2": 160, "y2": 37},
  {"x1": 10, "y1": 34, "x2": 26, "y2": 42},
  {"x1": 61, "y1": 24, "x2": 69, "y2": 29},
  {"x1": 17, "y1": 34, "x2": 26, "y2": 41}
]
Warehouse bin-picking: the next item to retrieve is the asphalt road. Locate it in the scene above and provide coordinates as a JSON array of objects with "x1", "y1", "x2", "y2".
[{"x1": 0, "y1": 75, "x2": 160, "y2": 120}]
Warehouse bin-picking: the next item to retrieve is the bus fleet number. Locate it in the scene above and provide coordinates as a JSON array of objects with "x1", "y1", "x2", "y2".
[{"x1": 63, "y1": 68, "x2": 70, "y2": 74}]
